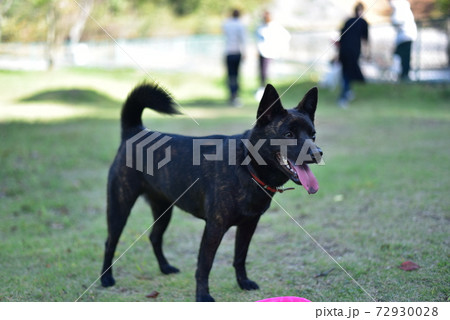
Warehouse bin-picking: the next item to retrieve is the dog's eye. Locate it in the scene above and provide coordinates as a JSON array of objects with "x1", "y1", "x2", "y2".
[{"x1": 284, "y1": 131, "x2": 294, "y2": 138}]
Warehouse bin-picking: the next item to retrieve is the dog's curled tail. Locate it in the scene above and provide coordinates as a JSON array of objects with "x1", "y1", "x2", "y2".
[{"x1": 121, "y1": 83, "x2": 180, "y2": 132}]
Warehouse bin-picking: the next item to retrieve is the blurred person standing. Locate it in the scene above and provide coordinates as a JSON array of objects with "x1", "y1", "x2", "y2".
[
  {"x1": 389, "y1": 0, "x2": 417, "y2": 81},
  {"x1": 337, "y1": 2, "x2": 369, "y2": 108},
  {"x1": 255, "y1": 10, "x2": 291, "y2": 100},
  {"x1": 223, "y1": 9, "x2": 246, "y2": 107}
]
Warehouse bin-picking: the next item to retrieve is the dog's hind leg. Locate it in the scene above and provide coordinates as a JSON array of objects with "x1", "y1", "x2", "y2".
[
  {"x1": 233, "y1": 216, "x2": 260, "y2": 291},
  {"x1": 101, "y1": 176, "x2": 140, "y2": 287},
  {"x1": 148, "y1": 199, "x2": 180, "y2": 274}
]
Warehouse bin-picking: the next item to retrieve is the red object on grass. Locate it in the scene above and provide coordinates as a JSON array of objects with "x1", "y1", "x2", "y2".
[
  {"x1": 256, "y1": 296, "x2": 311, "y2": 302},
  {"x1": 399, "y1": 261, "x2": 420, "y2": 271},
  {"x1": 145, "y1": 291, "x2": 160, "y2": 299}
]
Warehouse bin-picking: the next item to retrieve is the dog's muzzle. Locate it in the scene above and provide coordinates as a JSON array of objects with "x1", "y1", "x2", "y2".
[{"x1": 307, "y1": 146, "x2": 323, "y2": 164}]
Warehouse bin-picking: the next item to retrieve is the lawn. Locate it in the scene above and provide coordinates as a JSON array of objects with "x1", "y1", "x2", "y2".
[{"x1": 0, "y1": 68, "x2": 448, "y2": 302}]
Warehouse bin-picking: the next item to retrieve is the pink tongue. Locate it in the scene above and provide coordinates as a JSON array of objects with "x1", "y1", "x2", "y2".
[{"x1": 293, "y1": 163, "x2": 319, "y2": 194}]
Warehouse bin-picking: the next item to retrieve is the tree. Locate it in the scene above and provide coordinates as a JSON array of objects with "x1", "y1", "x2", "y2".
[
  {"x1": 69, "y1": 0, "x2": 94, "y2": 45},
  {"x1": 0, "y1": 0, "x2": 14, "y2": 42},
  {"x1": 68, "y1": 0, "x2": 94, "y2": 64},
  {"x1": 27, "y1": 0, "x2": 93, "y2": 69}
]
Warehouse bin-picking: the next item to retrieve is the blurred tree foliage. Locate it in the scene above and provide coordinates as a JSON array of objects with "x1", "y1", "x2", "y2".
[
  {"x1": 435, "y1": 0, "x2": 450, "y2": 15},
  {"x1": 0, "y1": 0, "x2": 14, "y2": 41},
  {"x1": 167, "y1": 0, "x2": 201, "y2": 16},
  {"x1": 1, "y1": 0, "x2": 269, "y2": 43}
]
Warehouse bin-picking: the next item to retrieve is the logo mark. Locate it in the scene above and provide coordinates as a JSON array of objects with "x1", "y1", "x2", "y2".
[{"x1": 126, "y1": 129, "x2": 172, "y2": 175}]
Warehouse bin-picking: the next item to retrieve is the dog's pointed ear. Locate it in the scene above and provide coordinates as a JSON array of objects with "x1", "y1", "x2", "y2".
[
  {"x1": 296, "y1": 87, "x2": 318, "y2": 122},
  {"x1": 256, "y1": 84, "x2": 287, "y2": 126}
]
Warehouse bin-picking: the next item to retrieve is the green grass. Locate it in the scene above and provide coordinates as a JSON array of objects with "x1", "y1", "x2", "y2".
[{"x1": 0, "y1": 68, "x2": 449, "y2": 302}]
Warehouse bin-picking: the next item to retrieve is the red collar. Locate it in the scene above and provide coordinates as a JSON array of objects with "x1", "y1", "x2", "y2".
[{"x1": 247, "y1": 165, "x2": 294, "y2": 193}]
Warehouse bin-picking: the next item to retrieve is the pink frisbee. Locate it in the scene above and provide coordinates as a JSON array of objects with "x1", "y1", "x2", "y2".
[{"x1": 256, "y1": 296, "x2": 311, "y2": 302}]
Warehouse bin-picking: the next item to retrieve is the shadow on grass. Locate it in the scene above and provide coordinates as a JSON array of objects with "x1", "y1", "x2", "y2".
[
  {"x1": 19, "y1": 88, "x2": 120, "y2": 108},
  {"x1": 180, "y1": 99, "x2": 230, "y2": 108}
]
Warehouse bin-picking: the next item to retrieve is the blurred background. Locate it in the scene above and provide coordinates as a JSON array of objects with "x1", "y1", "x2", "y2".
[
  {"x1": 1, "y1": 1, "x2": 449, "y2": 302},
  {"x1": 0, "y1": 0, "x2": 448, "y2": 82}
]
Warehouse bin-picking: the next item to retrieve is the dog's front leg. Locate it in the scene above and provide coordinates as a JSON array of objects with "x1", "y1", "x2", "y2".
[
  {"x1": 195, "y1": 222, "x2": 226, "y2": 302},
  {"x1": 233, "y1": 216, "x2": 260, "y2": 291}
]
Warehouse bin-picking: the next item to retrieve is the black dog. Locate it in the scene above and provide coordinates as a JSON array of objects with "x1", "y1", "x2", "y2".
[{"x1": 100, "y1": 83, "x2": 322, "y2": 301}]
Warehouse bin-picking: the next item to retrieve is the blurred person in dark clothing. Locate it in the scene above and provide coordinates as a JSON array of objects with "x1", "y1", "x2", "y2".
[{"x1": 338, "y1": 2, "x2": 369, "y2": 108}]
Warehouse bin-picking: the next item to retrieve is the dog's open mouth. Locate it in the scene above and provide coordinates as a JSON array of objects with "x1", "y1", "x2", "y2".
[{"x1": 276, "y1": 152, "x2": 319, "y2": 194}]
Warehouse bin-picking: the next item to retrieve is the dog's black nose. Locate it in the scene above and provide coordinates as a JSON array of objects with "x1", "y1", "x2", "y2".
[{"x1": 308, "y1": 146, "x2": 323, "y2": 163}]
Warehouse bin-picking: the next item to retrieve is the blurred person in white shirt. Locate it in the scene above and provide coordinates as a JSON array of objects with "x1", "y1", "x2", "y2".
[
  {"x1": 255, "y1": 10, "x2": 291, "y2": 100},
  {"x1": 223, "y1": 9, "x2": 246, "y2": 106},
  {"x1": 389, "y1": 0, "x2": 417, "y2": 81}
]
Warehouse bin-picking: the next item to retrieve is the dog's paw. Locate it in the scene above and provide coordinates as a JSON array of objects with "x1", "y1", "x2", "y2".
[
  {"x1": 196, "y1": 293, "x2": 215, "y2": 302},
  {"x1": 238, "y1": 279, "x2": 259, "y2": 291},
  {"x1": 101, "y1": 274, "x2": 116, "y2": 287},
  {"x1": 160, "y1": 264, "x2": 180, "y2": 275}
]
